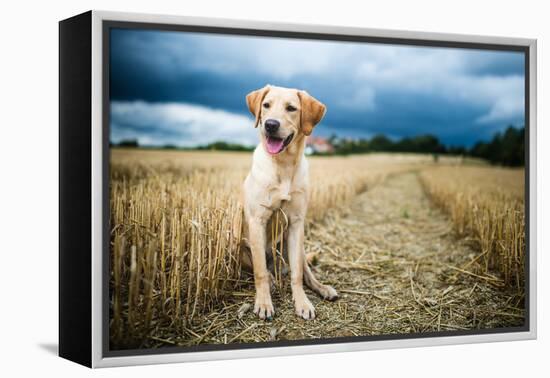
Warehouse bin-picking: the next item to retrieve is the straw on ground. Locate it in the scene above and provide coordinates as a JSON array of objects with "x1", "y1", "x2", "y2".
[{"x1": 109, "y1": 149, "x2": 525, "y2": 349}]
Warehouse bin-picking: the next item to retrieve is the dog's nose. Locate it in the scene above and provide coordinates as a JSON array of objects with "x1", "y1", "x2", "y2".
[{"x1": 264, "y1": 119, "x2": 280, "y2": 134}]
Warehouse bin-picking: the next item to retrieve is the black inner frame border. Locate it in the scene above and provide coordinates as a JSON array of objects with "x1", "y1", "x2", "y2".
[{"x1": 102, "y1": 19, "x2": 531, "y2": 359}]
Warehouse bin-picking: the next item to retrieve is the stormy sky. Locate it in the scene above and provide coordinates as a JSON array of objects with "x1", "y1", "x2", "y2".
[{"x1": 109, "y1": 28, "x2": 525, "y2": 148}]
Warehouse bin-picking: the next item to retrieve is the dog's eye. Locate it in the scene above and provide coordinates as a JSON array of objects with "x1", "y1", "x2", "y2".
[
  {"x1": 286, "y1": 105, "x2": 297, "y2": 112},
  {"x1": 263, "y1": 103, "x2": 270, "y2": 109}
]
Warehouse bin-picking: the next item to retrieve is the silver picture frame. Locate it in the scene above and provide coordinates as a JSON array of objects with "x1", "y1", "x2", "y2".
[{"x1": 60, "y1": 9, "x2": 537, "y2": 368}]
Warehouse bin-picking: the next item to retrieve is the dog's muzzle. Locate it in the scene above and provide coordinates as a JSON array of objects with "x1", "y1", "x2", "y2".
[{"x1": 265, "y1": 133, "x2": 294, "y2": 155}]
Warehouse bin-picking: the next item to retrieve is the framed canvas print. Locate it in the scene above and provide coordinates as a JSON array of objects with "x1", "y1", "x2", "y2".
[{"x1": 59, "y1": 10, "x2": 537, "y2": 368}]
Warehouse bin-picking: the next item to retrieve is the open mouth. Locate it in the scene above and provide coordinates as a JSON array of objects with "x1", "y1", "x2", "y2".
[{"x1": 265, "y1": 133, "x2": 294, "y2": 155}]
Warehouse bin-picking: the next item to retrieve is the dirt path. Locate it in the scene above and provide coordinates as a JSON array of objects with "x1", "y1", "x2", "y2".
[{"x1": 171, "y1": 172, "x2": 525, "y2": 347}]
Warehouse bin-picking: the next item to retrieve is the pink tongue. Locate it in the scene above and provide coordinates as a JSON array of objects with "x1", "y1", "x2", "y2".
[{"x1": 266, "y1": 137, "x2": 284, "y2": 154}]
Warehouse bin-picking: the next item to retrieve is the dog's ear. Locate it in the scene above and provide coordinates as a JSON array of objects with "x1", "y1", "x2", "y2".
[
  {"x1": 297, "y1": 90, "x2": 326, "y2": 136},
  {"x1": 246, "y1": 85, "x2": 271, "y2": 128}
]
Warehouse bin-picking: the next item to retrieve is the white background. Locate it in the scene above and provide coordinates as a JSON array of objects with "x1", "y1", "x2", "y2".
[{"x1": 0, "y1": 0, "x2": 546, "y2": 376}]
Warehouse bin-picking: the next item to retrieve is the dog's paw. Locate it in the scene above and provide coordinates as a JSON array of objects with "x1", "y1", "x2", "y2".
[
  {"x1": 295, "y1": 297, "x2": 315, "y2": 320},
  {"x1": 254, "y1": 296, "x2": 275, "y2": 320},
  {"x1": 320, "y1": 285, "x2": 339, "y2": 301}
]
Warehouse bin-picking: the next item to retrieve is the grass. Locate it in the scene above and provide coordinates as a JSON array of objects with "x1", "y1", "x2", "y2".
[
  {"x1": 419, "y1": 166, "x2": 525, "y2": 288},
  {"x1": 109, "y1": 149, "x2": 525, "y2": 349}
]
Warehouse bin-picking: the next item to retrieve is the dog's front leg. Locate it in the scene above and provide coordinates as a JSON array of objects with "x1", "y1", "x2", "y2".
[
  {"x1": 248, "y1": 218, "x2": 274, "y2": 320},
  {"x1": 287, "y1": 217, "x2": 315, "y2": 320}
]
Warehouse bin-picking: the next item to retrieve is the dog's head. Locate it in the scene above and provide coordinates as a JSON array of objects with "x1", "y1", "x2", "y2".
[{"x1": 246, "y1": 85, "x2": 326, "y2": 155}]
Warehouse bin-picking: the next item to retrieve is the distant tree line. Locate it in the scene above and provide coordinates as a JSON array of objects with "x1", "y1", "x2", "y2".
[
  {"x1": 112, "y1": 140, "x2": 254, "y2": 152},
  {"x1": 329, "y1": 125, "x2": 524, "y2": 167},
  {"x1": 114, "y1": 139, "x2": 139, "y2": 148},
  {"x1": 112, "y1": 125, "x2": 525, "y2": 167},
  {"x1": 469, "y1": 126, "x2": 525, "y2": 166},
  {"x1": 331, "y1": 134, "x2": 446, "y2": 155},
  {"x1": 195, "y1": 141, "x2": 254, "y2": 152}
]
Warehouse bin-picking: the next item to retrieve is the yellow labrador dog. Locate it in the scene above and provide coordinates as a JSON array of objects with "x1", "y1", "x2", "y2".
[{"x1": 240, "y1": 85, "x2": 338, "y2": 321}]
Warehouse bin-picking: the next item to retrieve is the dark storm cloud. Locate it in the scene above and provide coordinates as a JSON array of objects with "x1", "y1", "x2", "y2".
[
  {"x1": 109, "y1": 28, "x2": 525, "y2": 147},
  {"x1": 460, "y1": 50, "x2": 526, "y2": 76}
]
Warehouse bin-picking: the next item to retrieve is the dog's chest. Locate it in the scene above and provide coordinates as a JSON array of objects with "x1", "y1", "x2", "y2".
[{"x1": 266, "y1": 180, "x2": 292, "y2": 209}]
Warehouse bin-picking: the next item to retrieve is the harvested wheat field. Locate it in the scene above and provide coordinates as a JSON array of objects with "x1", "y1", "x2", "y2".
[{"x1": 109, "y1": 149, "x2": 526, "y2": 350}]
